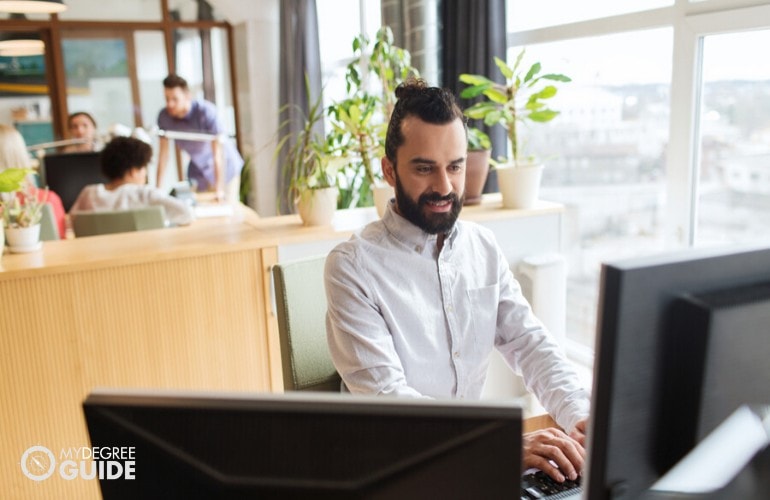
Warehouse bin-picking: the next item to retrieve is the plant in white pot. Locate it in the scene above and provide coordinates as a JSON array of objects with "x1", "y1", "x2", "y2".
[
  {"x1": 275, "y1": 78, "x2": 339, "y2": 226},
  {"x1": 460, "y1": 49, "x2": 570, "y2": 209},
  {"x1": 0, "y1": 171, "x2": 46, "y2": 253}
]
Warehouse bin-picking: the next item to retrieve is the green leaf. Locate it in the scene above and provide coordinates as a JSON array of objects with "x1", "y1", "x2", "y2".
[
  {"x1": 462, "y1": 101, "x2": 499, "y2": 119},
  {"x1": 459, "y1": 74, "x2": 492, "y2": 86},
  {"x1": 528, "y1": 109, "x2": 560, "y2": 122},
  {"x1": 483, "y1": 87, "x2": 508, "y2": 104},
  {"x1": 531, "y1": 85, "x2": 558, "y2": 100},
  {"x1": 523, "y1": 62, "x2": 541, "y2": 84},
  {"x1": 484, "y1": 110, "x2": 502, "y2": 126},
  {"x1": 0, "y1": 168, "x2": 30, "y2": 193},
  {"x1": 541, "y1": 73, "x2": 572, "y2": 82},
  {"x1": 460, "y1": 83, "x2": 491, "y2": 99},
  {"x1": 511, "y1": 48, "x2": 526, "y2": 75},
  {"x1": 494, "y1": 56, "x2": 513, "y2": 80}
]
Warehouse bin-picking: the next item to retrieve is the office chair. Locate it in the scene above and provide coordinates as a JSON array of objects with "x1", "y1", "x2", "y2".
[
  {"x1": 39, "y1": 203, "x2": 59, "y2": 241},
  {"x1": 72, "y1": 206, "x2": 166, "y2": 237},
  {"x1": 272, "y1": 255, "x2": 342, "y2": 392}
]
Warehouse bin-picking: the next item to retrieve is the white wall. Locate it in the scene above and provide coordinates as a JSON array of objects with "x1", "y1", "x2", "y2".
[{"x1": 213, "y1": 0, "x2": 280, "y2": 215}]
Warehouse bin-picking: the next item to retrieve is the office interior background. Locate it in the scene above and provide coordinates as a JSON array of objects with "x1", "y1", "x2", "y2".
[{"x1": 1, "y1": 0, "x2": 769, "y2": 375}]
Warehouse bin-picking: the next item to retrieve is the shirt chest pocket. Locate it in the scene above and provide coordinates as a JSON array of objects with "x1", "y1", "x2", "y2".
[{"x1": 466, "y1": 284, "x2": 499, "y2": 348}]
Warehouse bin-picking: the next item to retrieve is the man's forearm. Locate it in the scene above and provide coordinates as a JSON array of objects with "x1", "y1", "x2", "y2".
[
  {"x1": 156, "y1": 138, "x2": 169, "y2": 187},
  {"x1": 211, "y1": 139, "x2": 224, "y2": 197}
]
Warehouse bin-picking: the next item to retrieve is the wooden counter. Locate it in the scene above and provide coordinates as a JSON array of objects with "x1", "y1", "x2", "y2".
[{"x1": 0, "y1": 196, "x2": 563, "y2": 499}]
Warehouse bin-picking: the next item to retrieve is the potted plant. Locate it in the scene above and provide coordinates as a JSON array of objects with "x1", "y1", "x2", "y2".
[
  {"x1": 0, "y1": 169, "x2": 46, "y2": 253},
  {"x1": 464, "y1": 127, "x2": 492, "y2": 205},
  {"x1": 460, "y1": 49, "x2": 570, "y2": 209},
  {"x1": 327, "y1": 26, "x2": 418, "y2": 215},
  {"x1": 275, "y1": 77, "x2": 339, "y2": 226}
]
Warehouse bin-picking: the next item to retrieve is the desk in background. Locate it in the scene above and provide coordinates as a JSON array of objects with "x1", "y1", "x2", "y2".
[{"x1": 0, "y1": 195, "x2": 563, "y2": 499}]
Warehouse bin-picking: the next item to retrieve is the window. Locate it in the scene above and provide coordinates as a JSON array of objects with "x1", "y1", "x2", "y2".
[
  {"x1": 507, "y1": 0, "x2": 770, "y2": 362},
  {"x1": 695, "y1": 29, "x2": 770, "y2": 246},
  {"x1": 512, "y1": 30, "x2": 673, "y2": 350},
  {"x1": 317, "y1": 0, "x2": 381, "y2": 107}
]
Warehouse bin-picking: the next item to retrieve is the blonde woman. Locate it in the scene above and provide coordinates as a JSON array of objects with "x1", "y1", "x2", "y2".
[{"x1": 0, "y1": 124, "x2": 66, "y2": 238}]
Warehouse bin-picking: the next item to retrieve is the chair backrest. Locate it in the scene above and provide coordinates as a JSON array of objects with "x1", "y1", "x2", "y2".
[
  {"x1": 272, "y1": 255, "x2": 341, "y2": 392},
  {"x1": 39, "y1": 203, "x2": 59, "y2": 241},
  {"x1": 72, "y1": 206, "x2": 166, "y2": 237}
]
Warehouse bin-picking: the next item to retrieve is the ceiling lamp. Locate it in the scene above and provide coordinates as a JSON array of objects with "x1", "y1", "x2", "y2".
[
  {"x1": 0, "y1": 36, "x2": 44, "y2": 56},
  {"x1": 0, "y1": 0, "x2": 66, "y2": 14}
]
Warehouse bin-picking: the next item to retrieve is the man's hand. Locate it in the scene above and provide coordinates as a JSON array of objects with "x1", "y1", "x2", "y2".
[
  {"x1": 522, "y1": 427, "x2": 585, "y2": 483},
  {"x1": 569, "y1": 418, "x2": 588, "y2": 447}
]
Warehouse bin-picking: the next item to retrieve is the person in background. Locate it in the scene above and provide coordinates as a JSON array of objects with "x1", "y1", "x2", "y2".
[
  {"x1": 64, "y1": 111, "x2": 102, "y2": 153},
  {"x1": 0, "y1": 124, "x2": 66, "y2": 238},
  {"x1": 70, "y1": 136, "x2": 194, "y2": 227},
  {"x1": 156, "y1": 74, "x2": 244, "y2": 203},
  {"x1": 324, "y1": 80, "x2": 590, "y2": 484}
]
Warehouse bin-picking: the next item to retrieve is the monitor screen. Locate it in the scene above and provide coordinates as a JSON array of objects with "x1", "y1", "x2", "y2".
[
  {"x1": 40, "y1": 151, "x2": 106, "y2": 212},
  {"x1": 83, "y1": 390, "x2": 522, "y2": 499},
  {"x1": 584, "y1": 244, "x2": 770, "y2": 499}
]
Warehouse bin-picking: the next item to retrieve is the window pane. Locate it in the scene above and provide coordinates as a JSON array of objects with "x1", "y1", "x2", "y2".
[
  {"x1": 62, "y1": 35, "x2": 134, "y2": 133},
  {"x1": 58, "y1": 0, "x2": 162, "y2": 21},
  {"x1": 135, "y1": 31, "x2": 168, "y2": 130},
  {"x1": 510, "y1": 30, "x2": 673, "y2": 347},
  {"x1": 507, "y1": 0, "x2": 672, "y2": 31},
  {"x1": 695, "y1": 29, "x2": 770, "y2": 246},
  {"x1": 168, "y1": 0, "x2": 226, "y2": 21},
  {"x1": 318, "y1": 0, "x2": 382, "y2": 107},
  {"x1": 173, "y1": 27, "x2": 235, "y2": 135}
]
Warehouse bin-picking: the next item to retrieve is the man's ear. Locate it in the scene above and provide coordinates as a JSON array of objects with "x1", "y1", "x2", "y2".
[{"x1": 382, "y1": 157, "x2": 396, "y2": 187}]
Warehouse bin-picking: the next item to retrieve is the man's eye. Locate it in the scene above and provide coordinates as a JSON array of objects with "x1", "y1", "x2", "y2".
[{"x1": 416, "y1": 166, "x2": 432, "y2": 174}]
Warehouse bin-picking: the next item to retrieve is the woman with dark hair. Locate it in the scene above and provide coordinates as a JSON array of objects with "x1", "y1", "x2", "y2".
[{"x1": 70, "y1": 136, "x2": 194, "y2": 226}]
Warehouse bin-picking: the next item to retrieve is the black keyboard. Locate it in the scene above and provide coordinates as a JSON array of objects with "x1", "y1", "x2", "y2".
[{"x1": 521, "y1": 470, "x2": 582, "y2": 499}]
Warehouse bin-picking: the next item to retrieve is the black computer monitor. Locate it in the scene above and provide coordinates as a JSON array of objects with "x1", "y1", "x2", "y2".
[
  {"x1": 40, "y1": 151, "x2": 107, "y2": 212},
  {"x1": 83, "y1": 390, "x2": 522, "y2": 499},
  {"x1": 584, "y1": 244, "x2": 770, "y2": 499}
]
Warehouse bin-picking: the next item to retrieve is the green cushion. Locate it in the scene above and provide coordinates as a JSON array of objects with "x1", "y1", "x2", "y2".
[{"x1": 273, "y1": 256, "x2": 341, "y2": 392}]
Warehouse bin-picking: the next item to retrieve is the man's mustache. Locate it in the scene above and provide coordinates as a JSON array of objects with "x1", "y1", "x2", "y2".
[{"x1": 419, "y1": 192, "x2": 458, "y2": 205}]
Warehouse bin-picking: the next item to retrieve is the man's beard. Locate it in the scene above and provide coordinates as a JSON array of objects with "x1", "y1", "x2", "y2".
[{"x1": 394, "y1": 172, "x2": 463, "y2": 234}]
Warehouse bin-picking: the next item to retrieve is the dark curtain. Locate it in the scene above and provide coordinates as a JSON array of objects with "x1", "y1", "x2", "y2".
[
  {"x1": 278, "y1": 0, "x2": 324, "y2": 214},
  {"x1": 440, "y1": 0, "x2": 506, "y2": 192}
]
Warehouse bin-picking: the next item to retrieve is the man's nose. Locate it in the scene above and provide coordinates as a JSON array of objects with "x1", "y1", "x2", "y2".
[{"x1": 432, "y1": 170, "x2": 452, "y2": 196}]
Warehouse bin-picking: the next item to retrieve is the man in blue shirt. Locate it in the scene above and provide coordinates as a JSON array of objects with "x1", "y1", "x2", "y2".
[{"x1": 156, "y1": 74, "x2": 243, "y2": 202}]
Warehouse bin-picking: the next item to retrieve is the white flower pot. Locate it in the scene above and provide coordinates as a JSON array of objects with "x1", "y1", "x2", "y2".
[
  {"x1": 496, "y1": 163, "x2": 544, "y2": 209},
  {"x1": 296, "y1": 187, "x2": 339, "y2": 226},
  {"x1": 5, "y1": 224, "x2": 42, "y2": 253},
  {"x1": 372, "y1": 183, "x2": 394, "y2": 218}
]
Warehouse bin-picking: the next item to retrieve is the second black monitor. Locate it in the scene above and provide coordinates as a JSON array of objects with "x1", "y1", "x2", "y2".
[{"x1": 41, "y1": 151, "x2": 107, "y2": 212}]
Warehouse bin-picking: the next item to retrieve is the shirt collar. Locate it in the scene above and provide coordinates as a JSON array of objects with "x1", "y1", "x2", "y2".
[{"x1": 381, "y1": 199, "x2": 460, "y2": 253}]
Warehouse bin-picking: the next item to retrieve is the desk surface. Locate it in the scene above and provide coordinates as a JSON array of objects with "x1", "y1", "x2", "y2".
[{"x1": 0, "y1": 194, "x2": 563, "y2": 279}]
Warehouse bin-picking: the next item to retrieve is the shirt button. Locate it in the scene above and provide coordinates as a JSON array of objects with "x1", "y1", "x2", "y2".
[
  {"x1": 453, "y1": 351, "x2": 460, "y2": 359},
  {"x1": 415, "y1": 245, "x2": 422, "y2": 252},
  {"x1": 446, "y1": 305, "x2": 453, "y2": 313}
]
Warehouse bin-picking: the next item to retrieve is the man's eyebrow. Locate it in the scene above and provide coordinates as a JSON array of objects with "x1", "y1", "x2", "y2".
[
  {"x1": 409, "y1": 156, "x2": 438, "y2": 165},
  {"x1": 408, "y1": 156, "x2": 466, "y2": 165}
]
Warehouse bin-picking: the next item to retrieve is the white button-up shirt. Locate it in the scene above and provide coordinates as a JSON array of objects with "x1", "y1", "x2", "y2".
[{"x1": 325, "y1": 203, "x2": 590, "y2": 432}]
